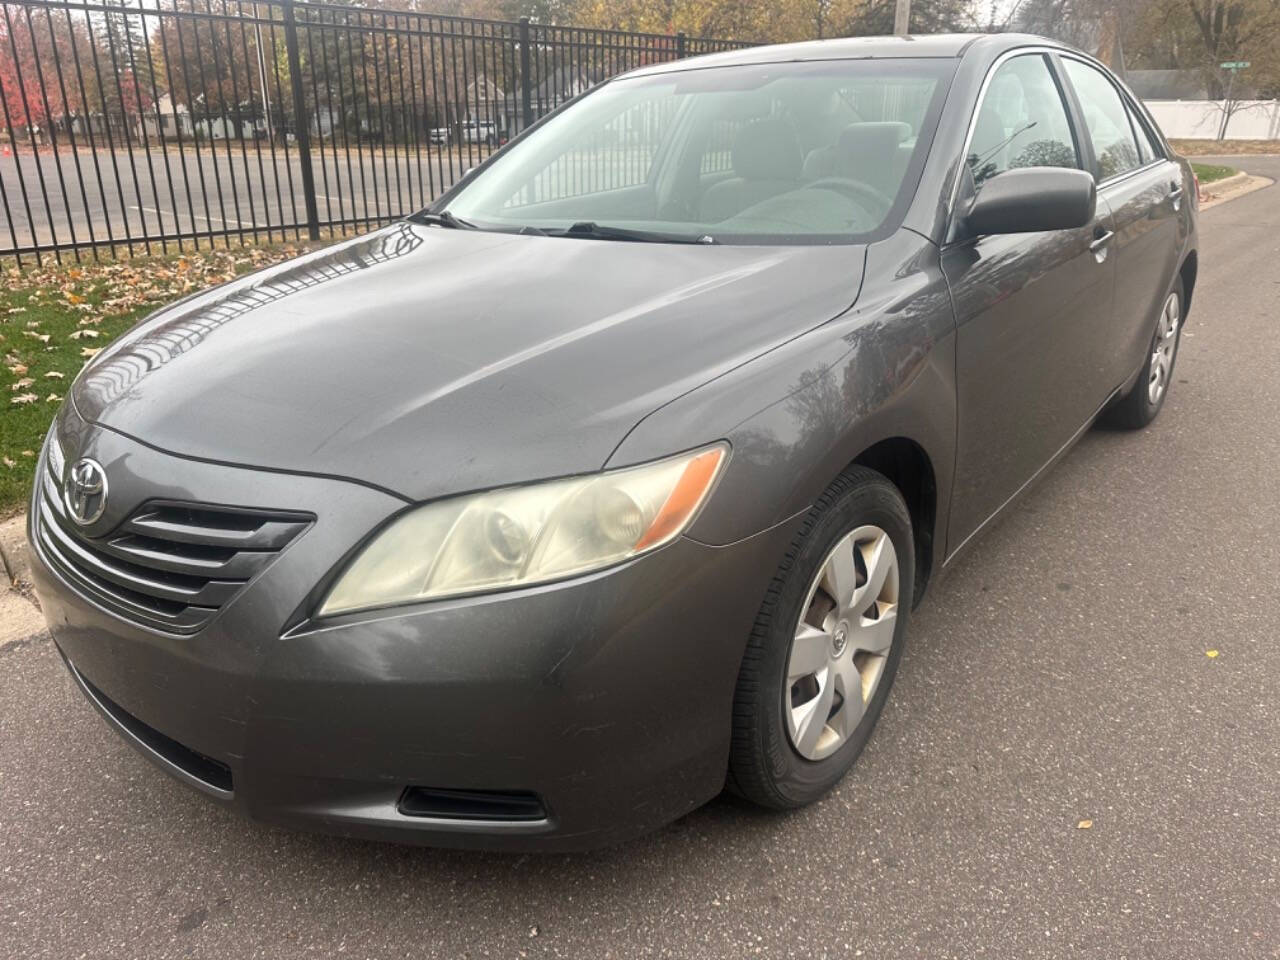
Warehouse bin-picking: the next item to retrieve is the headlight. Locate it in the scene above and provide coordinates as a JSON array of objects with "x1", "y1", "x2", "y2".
[{"x1": 319, "y1": 444, "x2": 727, "y2": 615}]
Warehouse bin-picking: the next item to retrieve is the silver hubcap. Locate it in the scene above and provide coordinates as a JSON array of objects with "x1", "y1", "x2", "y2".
[
  {"x1": 786, "y1": 525, "x2": 900, "y2": 761},
  {"x1": 1148, "y1": 292, "x2": 1180, "y2": 405}
]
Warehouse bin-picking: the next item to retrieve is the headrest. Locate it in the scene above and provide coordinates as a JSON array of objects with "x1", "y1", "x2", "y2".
[{"x1": 732, "y1": 118, "x2": 803, "y2": 181}]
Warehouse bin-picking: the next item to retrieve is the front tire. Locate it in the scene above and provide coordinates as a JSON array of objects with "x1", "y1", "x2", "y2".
[
  {"x1": 728, "y1": 466, "x2": 914, "y2": 810},
  {"x1": 1103, "y1": 278, "x2": 1184, "y2": 430}
]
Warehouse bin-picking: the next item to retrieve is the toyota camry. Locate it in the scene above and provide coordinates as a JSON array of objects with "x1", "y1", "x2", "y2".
[{"x1": 29, "y1": 33, "x2": 1198, "y2": 851}]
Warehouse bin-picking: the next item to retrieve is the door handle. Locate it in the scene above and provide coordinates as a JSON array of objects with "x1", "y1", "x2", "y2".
[
  {"x1": 1089, "y1": 230, "x2": 1114, "y2": 260},
  {"x1": 1168, "y1": 182, "x2": 1184, "y2": 209}
]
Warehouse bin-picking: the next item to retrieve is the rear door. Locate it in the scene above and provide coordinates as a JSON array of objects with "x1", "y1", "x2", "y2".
[
  {"x1": 1059, "y1": 57, "x2": 1184, "y2": 389},
  {"x1": 943, "y1": 51, "x2": 1118, "y2": 551}
]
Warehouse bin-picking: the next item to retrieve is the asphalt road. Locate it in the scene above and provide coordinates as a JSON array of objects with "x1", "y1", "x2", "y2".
[
  {"x1": 0, "y1": 145, "x2": 473, "y2": 251},
  {"x1": 2, "y1": 159, "x2": 1278, "y2": 960}
]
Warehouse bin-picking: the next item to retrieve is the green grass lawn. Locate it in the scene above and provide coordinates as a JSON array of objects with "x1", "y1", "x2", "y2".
[
  {"x1": 1190, "y1": 162, "x2": 1237, "y2": 184},
  {"x1": 1, "y1": 243, "x2": 324, "y2": 514}
]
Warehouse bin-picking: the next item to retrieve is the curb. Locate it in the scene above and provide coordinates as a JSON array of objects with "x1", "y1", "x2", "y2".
[
  {"x1": 0, "y1": 513, "x2": 43, "y2": 650},
  {"x1": 0, "y1": 513, "x2": 31, "y2": 587},
  {"x1": 1202, "y1": 170, "x2": 1249, "y2": 194},
  {"x1": 1201, "y1": 173, "x2": 1273, "y2": 210}
]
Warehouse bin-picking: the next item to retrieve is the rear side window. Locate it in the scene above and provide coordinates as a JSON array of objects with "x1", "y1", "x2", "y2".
[
  {"x1": 1127, "y1": 102, "x2": 1164, "y2": 163},
  {"x1": 1062, "y1": 59, "x2": 1141, "y2": 179},
  {"x1": 967, "y1": 54, "x2": 1079, "y2": 187}
]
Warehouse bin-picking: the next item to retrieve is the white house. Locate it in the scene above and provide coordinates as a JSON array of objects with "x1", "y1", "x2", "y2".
[{"x1": 140, "y1": 94, "x2": 192, "y2": 140}]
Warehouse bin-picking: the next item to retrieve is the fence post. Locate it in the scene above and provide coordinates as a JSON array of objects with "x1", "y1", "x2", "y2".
[
  {"x1": 281, "y1": 0, "x2": 320, "y2": 240},
  {"x1": 519, "y1": 17, "x2": 533, "y2": 132},
  {"x1": 676, "y1": 31, "x2": 686, "y2": 59}
]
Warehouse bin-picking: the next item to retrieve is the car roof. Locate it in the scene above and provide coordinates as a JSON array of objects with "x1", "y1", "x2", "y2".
[{"x1": 623, "y1": 33, "x2": 1074, "y2": 78}]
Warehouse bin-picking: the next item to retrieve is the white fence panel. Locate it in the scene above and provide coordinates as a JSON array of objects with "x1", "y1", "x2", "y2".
[{"x1": 1145, "y1": 100, "x2": 1280, "y2": 140}]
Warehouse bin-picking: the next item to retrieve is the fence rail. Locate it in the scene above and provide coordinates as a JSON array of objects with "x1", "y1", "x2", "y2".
[{"x1": 0, "y1": 0, "x2": 749, "y2": 264}]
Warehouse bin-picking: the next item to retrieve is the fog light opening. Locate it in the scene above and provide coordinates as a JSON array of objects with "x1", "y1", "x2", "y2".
[{"x1": 397, "y1": 786, "x2": 547, "y2": 822}]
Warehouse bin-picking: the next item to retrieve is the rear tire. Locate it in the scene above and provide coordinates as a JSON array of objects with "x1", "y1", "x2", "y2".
[
  {"x1": 728, "y1": 466, "x2": 914, "y2": 810},
  {"x1": 1103, "y1": 278, "x2": 1184, "y2": 430}
]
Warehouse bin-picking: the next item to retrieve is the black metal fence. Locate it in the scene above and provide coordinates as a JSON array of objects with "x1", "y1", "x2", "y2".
[{"x1": 0, "y1": 0, "x2": 749, "y2": 264}]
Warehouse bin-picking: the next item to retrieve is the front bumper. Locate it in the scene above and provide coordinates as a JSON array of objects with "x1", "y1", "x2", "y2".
[{"x1": 30, "y1": 411, "x2": 792, "y2": 851}]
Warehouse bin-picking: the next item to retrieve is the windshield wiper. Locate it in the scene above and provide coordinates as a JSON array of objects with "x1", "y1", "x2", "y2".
[
  {"x1": 409, "y1": 209, "x2": 477, "y2": 230},
  {"x1": 552, "y1": 221, "x2": 717, "y2": 244}
]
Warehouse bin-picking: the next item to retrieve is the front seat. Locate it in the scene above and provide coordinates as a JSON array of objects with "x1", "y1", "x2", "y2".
[
  {"x1": 700, "y1": 118, "x2": 803, "y2": 222},
  {"x1": 802, "y1": 121, "x2": 910, "y2": 197}
]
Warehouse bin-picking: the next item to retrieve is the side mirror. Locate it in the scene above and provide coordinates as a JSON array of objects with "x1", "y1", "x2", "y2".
[{"x1": 963, "y1": 167, "x2": 1096, "y2": 236}]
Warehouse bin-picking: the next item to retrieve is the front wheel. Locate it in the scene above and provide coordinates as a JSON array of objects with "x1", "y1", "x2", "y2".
[
  {"x1": 728, "y1": 466, "x2": 914, "y2": 810},
  {"x1": 1103, "y1": 278, "x2": 1184, "y2": 429}
]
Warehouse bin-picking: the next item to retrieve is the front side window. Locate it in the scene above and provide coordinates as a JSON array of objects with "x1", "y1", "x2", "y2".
[
  {"x1": 440, "y1": 59, "x2": 953, "y2": 244},
  {"x1": 967, "y1": 54, "x2": 1079, "y2": 188},
  {"x1": 1062, "y1": 59, "x2": 1142, "y2": 179}
]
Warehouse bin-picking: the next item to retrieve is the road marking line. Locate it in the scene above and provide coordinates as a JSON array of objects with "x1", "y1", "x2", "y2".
[{"x1": 130, "y1": 204, "x2": 262, "y2": 230}]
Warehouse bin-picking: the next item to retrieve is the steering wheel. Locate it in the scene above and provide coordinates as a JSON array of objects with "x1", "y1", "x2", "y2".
[{"x1": 803, "y1": 177, "x2": 892, "y2": 221}]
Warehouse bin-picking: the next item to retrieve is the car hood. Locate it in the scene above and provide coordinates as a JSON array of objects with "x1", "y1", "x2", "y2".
[{"x1": 73, "y1": 222, "x2": 865, "y2": 501}]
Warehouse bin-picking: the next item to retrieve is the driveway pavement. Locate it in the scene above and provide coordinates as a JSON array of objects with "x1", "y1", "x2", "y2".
[{"x1": 2, "y1": 159, "x2": 1278, "y2": 959}]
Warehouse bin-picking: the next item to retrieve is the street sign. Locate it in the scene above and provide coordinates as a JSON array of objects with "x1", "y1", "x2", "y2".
[{"x1": 1220, "y1": 61, "x2": 1251, "y2": 70}]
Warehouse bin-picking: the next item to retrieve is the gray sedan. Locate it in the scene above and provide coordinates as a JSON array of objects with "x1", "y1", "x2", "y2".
[{"x1": 28, "y1": 32, "x2": 1198, "y2": 851}]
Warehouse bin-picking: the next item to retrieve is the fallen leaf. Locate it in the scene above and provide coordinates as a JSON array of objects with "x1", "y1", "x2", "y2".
[
  {"x1": 2, "y1": 457, "x2": 14, "y2": 469},
  {"x1": 45, "y1": 393, "x2": 62, "y2": 403},
  {"x1": 1206, "y1": 649, "x2": 1219, "y2": 658},
  {"x1": 10, "y1": 377, "x2": 34, "y2": 390},
  {"x1": 1077, "y1": 820, "x2": 1093, "y2": 830},
  {"x1": 44, "y1": 371, "x2": 65, "y2": 379},
  {"x1": 10, "y1": 392, "x2": 38, "y2": 405}
]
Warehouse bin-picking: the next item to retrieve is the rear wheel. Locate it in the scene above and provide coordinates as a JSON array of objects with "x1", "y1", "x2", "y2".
[
  {"x1": 728, "y1": 467, "x2": 914, "y2": 809},
  {"x1": 1104, "y1": 278, "x2": 1184, "y2": 429}
]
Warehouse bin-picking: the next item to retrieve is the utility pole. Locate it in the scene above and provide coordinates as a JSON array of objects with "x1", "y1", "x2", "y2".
[
  {"x1": 253, "y1": 2, "x2": 273, "y2": 148},
  {"x1": 894, "y1": 0, "x2": 911, "y2": 36}
]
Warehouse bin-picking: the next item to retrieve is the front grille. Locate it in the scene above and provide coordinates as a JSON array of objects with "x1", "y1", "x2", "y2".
[{"x1": 35, "y1": 435, "x2": 311, "y2": 634}]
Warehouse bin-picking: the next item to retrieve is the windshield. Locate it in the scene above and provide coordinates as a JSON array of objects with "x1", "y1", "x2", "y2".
[{"x1": 439, "y1": 58, "x2": 954, "y2": 244}]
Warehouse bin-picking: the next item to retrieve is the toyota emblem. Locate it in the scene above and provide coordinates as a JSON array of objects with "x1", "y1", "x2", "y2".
[{"x1": 65, "y1": 458, "x2": 108, "y2": 526}]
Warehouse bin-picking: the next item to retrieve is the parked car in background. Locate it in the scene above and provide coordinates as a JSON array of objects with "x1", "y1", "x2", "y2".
[
  {"x1": 428, "y1": 126, "x2": 450, "y2": 147},
  {"x1": 30, "y1": 33, "x2": 1196, "y2": 851},
  {"x1": 462, "y1": 119, "x2": 498, "y2": 145}
]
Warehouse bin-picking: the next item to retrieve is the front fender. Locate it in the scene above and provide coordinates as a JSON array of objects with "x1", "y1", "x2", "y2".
[{"x1": 606, "y1": 230, "x2": 958, "y2": 553}]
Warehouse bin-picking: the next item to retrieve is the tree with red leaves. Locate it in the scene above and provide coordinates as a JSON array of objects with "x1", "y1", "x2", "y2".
[{"x1": 1, "y1": 2, "x2": 151, "y2": 142}]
